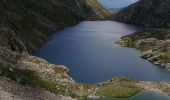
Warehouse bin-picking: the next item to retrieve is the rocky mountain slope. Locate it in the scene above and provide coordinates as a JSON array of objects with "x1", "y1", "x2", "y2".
[
  {"x1": 109, "y1": 8, "x2": 122, "y2": 13},
  {"x1": 112, "y1": 0, "x2": 170, "y2": 28},
  {"x1": 0, "y1": 0, "x2": 110, "y2": 53},
  {"x1": 0, "y1": 0, "x2": 110, "y2": 99},
  {"x1": 1, "y1": 0, "x2": 170, "y2": 99},
  {"x1": 114, "y1": 0, "x2": 170, "y2": 71}
]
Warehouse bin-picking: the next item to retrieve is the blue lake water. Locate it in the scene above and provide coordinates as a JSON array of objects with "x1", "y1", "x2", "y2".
[{"x1": 34, "y1": 21, "x2": 170, "y2": 84}]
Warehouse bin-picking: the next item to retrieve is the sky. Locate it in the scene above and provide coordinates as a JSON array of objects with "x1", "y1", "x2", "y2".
[{"x1": 98, "y1": 0, "x2": 139, "y2": 8}]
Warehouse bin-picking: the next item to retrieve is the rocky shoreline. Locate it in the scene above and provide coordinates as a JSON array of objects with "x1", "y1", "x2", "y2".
[
  {"x1": 0, "y1": 0, "x2": 170, "y2": 99},
  {"x1": 116, "y1": 29, "x2": 170, "y2": 70},
  {"x1": 0, "y1": 47, "x2": 97, "y2": 100},
  {"x1": 137, "y1": 81, "x2": 170, "y2": 97},
  {"x1": 1, "y1": 46, "x2": 170, "y2": 100},
  {"x1": 88, "y1": 77, "x2": 170, "y2": 99}
]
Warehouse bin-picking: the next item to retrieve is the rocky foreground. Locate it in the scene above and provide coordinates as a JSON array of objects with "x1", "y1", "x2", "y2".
[
  {"x1": 117, "y1": 28, "x2": 170, "y2": 70},
  {"x1": 1, "y1": 0, "x2": 170, "y2": 99},
  {"x1": 0, "y1": 47, "x2": 96, "y2": 100},
  {"x1": 1, "y1": 47, "x2": 170, "y2": 100},
  {"x1": 0, "y1": 77, "x2": 76, "y2": 100}
]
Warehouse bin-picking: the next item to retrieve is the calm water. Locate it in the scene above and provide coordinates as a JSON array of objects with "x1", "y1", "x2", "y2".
[
  {"x1": 34, "y1": 21, "x2": 170, "y2": 83},
  {"x1": 92, "y1": 91, "x2": 170, "y2": 100},
  {"x1": 125, "y1": 91, "x2": 170, "y2": 100}
]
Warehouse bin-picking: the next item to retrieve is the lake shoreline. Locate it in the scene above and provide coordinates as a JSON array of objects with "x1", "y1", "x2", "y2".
[
  {"x1": 87, "y1": 78, "x2": 170, "y2": 99},
  {"x1": 137, "y1": 81, "x2": 170, "y2": 97},
  {"x1": 116, "y1": 29, "x2": 170, "y2": 71},
  {"x1": 34, "y1": 21, "x2": 170, "y2": 99},
  {"x1": 34, "y1": 21, "x2": 170, "y2": 83}
]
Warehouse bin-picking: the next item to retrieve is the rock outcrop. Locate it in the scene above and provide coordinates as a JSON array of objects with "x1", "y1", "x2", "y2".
[
  {"x1": 117, "y1": 29, "x2": 170, "y2": 70},
  {"x1": 113, "y1": 0, "x2": 170, "y2": 71},
  {"x1": 112, "y1": 0, "x2": 170, "y2": 28}
]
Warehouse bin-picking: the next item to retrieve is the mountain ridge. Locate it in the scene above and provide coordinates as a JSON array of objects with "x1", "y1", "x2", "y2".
[
  {"x1": 112, "y1": 0, "x2": 170, "y2": 28},
  {"x1": 114, "y1": 0, "x2": 170, "y2": 71}
]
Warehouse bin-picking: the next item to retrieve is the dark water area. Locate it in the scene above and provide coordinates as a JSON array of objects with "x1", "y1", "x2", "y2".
[{"x1": 34, "y1": 21, "x2": 170, "y2": 84}]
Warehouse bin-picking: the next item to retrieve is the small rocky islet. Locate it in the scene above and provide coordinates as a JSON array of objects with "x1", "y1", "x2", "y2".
[{"x1": 0, "y1": 0, "x2": 170, "y2": 100}]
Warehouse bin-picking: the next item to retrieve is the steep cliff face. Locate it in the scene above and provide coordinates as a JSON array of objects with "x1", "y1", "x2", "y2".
[
  {"x1": 113, "y1": 0, "x2": 170, "y2": 28},
  {"x1": 0, "y1": 0, "x2": 110, "y2": 53}
]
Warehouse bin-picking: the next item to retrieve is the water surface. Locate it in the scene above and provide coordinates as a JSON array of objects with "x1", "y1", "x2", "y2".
[
  {"x1": 34, "y1": 21, "x2": 170, "y2": 83},
  {"x1": 93, "y1": 91, "x2": 170, "y2": 100},
  {"x1": 126, "y1": 91, "x2": 170, "y2": 100}
]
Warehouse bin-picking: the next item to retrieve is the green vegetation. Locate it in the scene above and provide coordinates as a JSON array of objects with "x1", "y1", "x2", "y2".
[
  {"x1": 0, "y1": 66, "x2": 95, "y2": 99},
  {"x1": 119, "y1": 29, "x2": 170, "y2": 53},
  {"x1": 95, "y1": 77, "x2": 142, "y2": 98},
  {"x1": 119, "y1": 37, "x2": 154, "y2": 52},
  {"x1": 163, "y1": 88, "x2": 170, "y2": 93},
  {"x1": 0, "y1": 47, "x2": 97, "y2": 99},
  {"x1": 118, "y1": 29, "x2": 170, "y2": 52},
  {"x1": 117, "y1": 28, "x2": 170, "y2": 70},
  {"x1": 0, "y1": 67, "x2": 67, "y2": 94},
  {"x1": 158, "y1": 53, "x2": 170, "y2": 63},
  {"x1": 125, "y1": 29, "x2": 170, "y2": 40}
]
